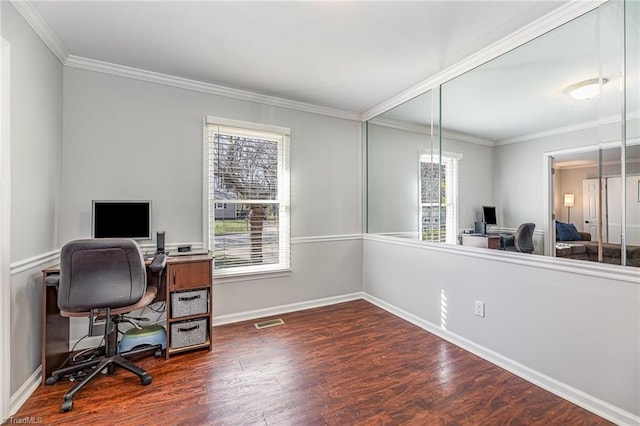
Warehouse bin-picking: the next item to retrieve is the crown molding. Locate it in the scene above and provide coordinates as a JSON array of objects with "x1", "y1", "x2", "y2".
[
  {"x1": 370, "y1": 110, "x2": 640, "y2": 149},
  {"x1": 9, "y1": 0, "x2": 68, "y2": 63},
  {"x1": 64, "y1": 56, "x2": 361, "y2": 122},
  {"x1": 443, "y1": 129, "x2": 495, "y2": 147},
  {"x1": 11, "y1": 1, "x2": 360, "y2": 121},
  {"x1": 368, "y1": 117, "x2": 496, "y2": 147},
  {"x1": 498, "y1": 111, "x2": 640, "y2": 146},
  {"x1": 367, "y1": 117, "x2": 432, "y2": 135},
  {"x1": 362, "y1": 0, "x2": 607, "y2": 122}
]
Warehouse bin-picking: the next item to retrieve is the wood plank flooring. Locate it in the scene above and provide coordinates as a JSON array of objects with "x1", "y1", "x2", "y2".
[{"x1": 12, "y1": 300, "x2": 610, "y2": 425}]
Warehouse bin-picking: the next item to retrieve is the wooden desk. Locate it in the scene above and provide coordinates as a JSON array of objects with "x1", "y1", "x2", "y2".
[
  {"x1": 41, "y1": 254, "x2": 213, "y2": 385},
  {"x1": 461, "y1": 234, "x2": 501, "y2": 250},
  {"x1": 41, "y1": 265, "x2": 70, "y2": 387}
]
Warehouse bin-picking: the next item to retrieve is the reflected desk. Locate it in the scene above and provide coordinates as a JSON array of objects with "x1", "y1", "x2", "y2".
[
  {"x1": 461, "y1": 234, "x2": 501, "y2": 250},
  {"x1": 41, "y1": 253, "x2": 213, "y2": 385}
]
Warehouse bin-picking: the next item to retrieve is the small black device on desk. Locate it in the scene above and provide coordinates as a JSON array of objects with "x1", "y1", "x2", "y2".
[{"x1": 156, "y1": 231, "x2": 165, "y2": 254}]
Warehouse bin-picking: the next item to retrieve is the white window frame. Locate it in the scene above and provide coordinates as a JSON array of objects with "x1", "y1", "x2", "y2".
[
  {"x1": 203, "y1": 116, "x2": 290, "y2": 278},
  {"x1": 419, "y1": 151, "x2": 461, "y2": 244}
]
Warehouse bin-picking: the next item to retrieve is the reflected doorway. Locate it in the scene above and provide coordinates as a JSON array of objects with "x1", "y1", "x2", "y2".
[{"x1": 546, "y1": 142, "x2": 640, "y2": 266}]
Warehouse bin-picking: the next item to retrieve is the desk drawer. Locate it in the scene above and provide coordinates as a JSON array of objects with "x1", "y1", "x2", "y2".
[
  {"x1": 168, "y1": 261, "x2": 211, "y2": 291},
  {"x1": 171, "y1": 288, "x2": 209, "y2": 318},
  {"x1": 170, "y1": 318, "x2": 208, "y2": 349}
]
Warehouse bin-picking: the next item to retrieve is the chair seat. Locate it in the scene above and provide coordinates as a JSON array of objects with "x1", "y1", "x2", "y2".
[{"x1": 60, "y1": 286, "x2": 157, "y2": 318}]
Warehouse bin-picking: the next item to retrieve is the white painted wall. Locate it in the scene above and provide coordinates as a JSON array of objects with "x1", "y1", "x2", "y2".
[
  {"x1": 366, "y1": 124, "x2": 425, "y2": 235},
  {"x1": 2, "y1": 2, "x2": 63, "y2": 397},
  {"x1": 363, "y1": 236, "x2": 640, "y2": 422},
  {"x1": 4, "y1": 4, "x2": 62, "y2": 262},
  {"x1": 443, "y1": 137, "x2": 495, "y2": 229},
  {"x1": 62, "y1": 67, "x2": 363, "y2": 327}
]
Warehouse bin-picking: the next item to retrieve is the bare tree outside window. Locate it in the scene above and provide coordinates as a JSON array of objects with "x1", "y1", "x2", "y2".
[{"x1": 421, "y1": 161, "x2": 447, "y2": 242}]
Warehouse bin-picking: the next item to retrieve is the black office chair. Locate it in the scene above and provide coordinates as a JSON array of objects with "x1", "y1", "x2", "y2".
[
  {"x1": 503, "y1": 223, "x2": 536, "y2": 253},
  {"x1": 45, "y1": 238, "x2": 167, "y2": 412}
]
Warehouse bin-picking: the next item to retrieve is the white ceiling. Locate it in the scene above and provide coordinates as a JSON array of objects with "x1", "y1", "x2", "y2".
[{"x1": 27, "y1": 0, "x2": 569, "y2": 116}]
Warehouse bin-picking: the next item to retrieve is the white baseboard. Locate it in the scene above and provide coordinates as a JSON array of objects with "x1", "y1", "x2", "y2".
[
  {"x1": 8, "y1": 366, "x2": 41, "y2": 418},
  {"x1": 213, "y1": 292, "x2": 364, "y2": 326},
  {"x1": 362, "y1": 293, "x2": 640, "y2": 426}
]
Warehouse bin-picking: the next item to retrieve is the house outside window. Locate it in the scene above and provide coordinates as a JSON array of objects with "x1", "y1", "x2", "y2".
[
  {"x1": 205, "y1": 116, "x2": 290, "y2": 276},
  {"x1": 420, "y1": 152, "x2": 461, "y2": 244}
]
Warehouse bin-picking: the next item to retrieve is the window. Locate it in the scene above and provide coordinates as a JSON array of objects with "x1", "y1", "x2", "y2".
[
  {"x1": 420, "y1": 152, "x2": 461, "y2": 244},
  {"x1": 205, "y1": 116, "x2": 290, "y2": 276}
]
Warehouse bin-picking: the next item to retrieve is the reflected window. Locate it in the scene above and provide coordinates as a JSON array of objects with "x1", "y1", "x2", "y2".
[{"x1": 420, "y1": 152, "x2": 461, "y2": 244}]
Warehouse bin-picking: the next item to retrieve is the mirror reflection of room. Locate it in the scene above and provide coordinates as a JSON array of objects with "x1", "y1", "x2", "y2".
[
  {"x1": 366, "y1": 0, "x2": 638, "y2": 267},
  {"x1": 553, "y1": 145, "x2": 640, "y2": 266}
]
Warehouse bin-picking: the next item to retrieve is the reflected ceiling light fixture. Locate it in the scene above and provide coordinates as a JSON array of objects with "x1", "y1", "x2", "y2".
[{"x1": 565, "y1": 78, "x2": 607, "y2": 100}]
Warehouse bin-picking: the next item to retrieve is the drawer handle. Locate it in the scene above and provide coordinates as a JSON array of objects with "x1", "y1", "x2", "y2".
[
  {"x1": 178, "y1": 295, "x2": 201, "y2": 302},
  {"x1": 177, "y1": 325, "x2": 200, "y2": 333}
]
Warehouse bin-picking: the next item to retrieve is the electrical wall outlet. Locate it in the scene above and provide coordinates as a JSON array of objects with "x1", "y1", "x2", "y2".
[{"x1": 474, "y1": 300, "x2": 485, "y2": 318}]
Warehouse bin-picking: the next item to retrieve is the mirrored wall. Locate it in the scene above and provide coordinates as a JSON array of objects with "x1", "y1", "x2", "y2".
[{"x1": 366, "y1": 0, "x2": 639, "y2": 267}]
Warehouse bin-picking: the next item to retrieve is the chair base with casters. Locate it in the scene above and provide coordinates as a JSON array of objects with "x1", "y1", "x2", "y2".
[{"x1": 45, "y1": 307, "x2": 163, "y2": 412}]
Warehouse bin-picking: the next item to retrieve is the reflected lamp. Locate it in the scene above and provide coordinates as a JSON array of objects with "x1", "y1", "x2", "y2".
[{"x1": 564, "y1": 193, "x2": 575, "y2": 222}]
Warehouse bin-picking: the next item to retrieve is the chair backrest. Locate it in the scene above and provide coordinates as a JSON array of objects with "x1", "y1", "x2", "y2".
[
  {"x1": 514, "y1": 223, "x2": 536, "y2": 254},
  {"x1": 58, "y1": 239, "x2": 147, "y2": 313}
]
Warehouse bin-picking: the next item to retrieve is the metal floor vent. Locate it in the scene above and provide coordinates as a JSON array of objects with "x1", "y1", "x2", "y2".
[{"x1": 254, "y1": 318, "x2": 285, "y2": 329}]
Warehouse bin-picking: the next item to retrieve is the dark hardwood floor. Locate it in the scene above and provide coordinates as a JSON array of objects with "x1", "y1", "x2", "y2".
[{"x1": 13, "y1": 300, "x2": 610, "y2": 425}]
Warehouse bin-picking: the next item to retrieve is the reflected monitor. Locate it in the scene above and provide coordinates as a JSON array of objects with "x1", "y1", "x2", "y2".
[{"x1": 482, "y1": 206, "x2": 497, "y2": 226}]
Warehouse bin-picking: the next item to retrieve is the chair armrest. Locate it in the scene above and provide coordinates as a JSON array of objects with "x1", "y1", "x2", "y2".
[
  {"x1": 45, "y1": 274, "x2": 60, "y2": 288},
  {"x1": 149, "y1": 254, "x2": 167, "y2": 273}
]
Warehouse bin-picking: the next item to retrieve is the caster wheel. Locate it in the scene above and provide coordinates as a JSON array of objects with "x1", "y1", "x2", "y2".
[
  {"x1": 45, "y1": 376, "x2": 58, "y2": 385},
  {"x1": 154, "y1": 349, "x2": 163, "y2": 358},
  {"x1": 61, "y1": 400, "x2": 73, "y2": 412},
  {"x1": 141, "y1": 374, "x2": 152, "y2": 386}
]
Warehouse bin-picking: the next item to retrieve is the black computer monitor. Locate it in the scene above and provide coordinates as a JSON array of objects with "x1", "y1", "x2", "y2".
[
  {"x1": 92, "y1": 200, "x2": 152, "y2": 240},
  {"x1": 482, "y1": 206, "x2": 497, "y2": 225}
]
